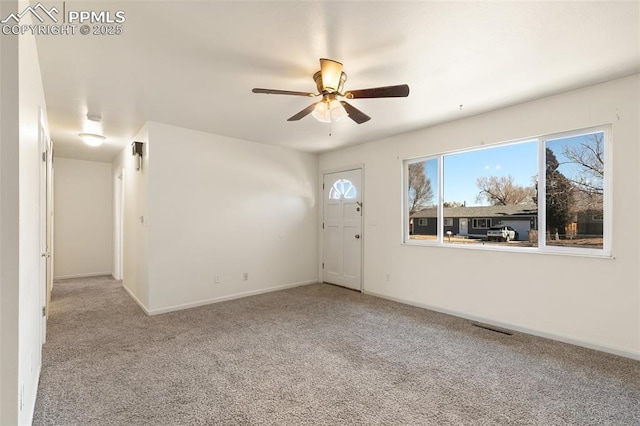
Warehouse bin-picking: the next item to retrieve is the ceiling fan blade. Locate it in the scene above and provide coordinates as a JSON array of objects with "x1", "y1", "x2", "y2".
[
  {"x1": 252, "y1": 88, "x2": 316, "y2": 97},
  {"x1": 340, "y1": 101, "x2": 371, "y2": 124},
  {"x1": 320, "y1": 58, "x2": 343, "y2": 92},
  {"x1": 287, "y1": 102, "x2": 320, "y2": 121},
  {"x1": 345, "y1": 84, "x2": 410, "y2": 99}
]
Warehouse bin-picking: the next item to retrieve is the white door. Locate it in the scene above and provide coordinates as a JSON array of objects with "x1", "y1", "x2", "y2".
[
  {"x1": 459, "y1": 218, "x2": 468, "y2": 236},
  {"x1": 323, "y1": 169, "x2": 362, "y2": 291}
]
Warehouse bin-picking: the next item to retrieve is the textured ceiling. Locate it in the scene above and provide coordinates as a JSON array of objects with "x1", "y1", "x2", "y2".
[{"x1": 34, "y1": 1, "x2": 640, "y2": 162}]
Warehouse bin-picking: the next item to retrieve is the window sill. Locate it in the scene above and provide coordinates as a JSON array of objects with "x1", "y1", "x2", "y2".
[{"x1": 402, "y1": 239, "x2": 613, "y2": 259}]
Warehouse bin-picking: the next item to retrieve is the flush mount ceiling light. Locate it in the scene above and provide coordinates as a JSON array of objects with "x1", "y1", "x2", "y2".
[
  {"x1": 80, "y1": 114, "x2": 105, "y2": 147},
  {"x1": 79, "y1": 133, "x2": 106, "y2": 146}
]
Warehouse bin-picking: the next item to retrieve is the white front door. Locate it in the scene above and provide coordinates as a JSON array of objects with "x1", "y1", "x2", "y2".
[
  {"x1": 459, "y1": 218, "x2": 468, "y2": 236},
  {"x1": 323, "y1": 169, "x2": 362, "y2": 291}
]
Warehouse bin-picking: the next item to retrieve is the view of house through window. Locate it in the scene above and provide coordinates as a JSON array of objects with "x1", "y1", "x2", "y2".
[
  {"x1": 407, "y1": 158, "x2": 438, "y2": 240},
  {"x1": 544, "y1": 132, "x2": 604, "y2": 249},
  {"x1": 405, "y1": 128, "x2": 607, "y2": 254}
]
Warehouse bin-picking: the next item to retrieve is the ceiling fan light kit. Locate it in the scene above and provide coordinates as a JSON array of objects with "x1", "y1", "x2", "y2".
[
  {"x1": 312, "y1": 98, "x2": 348, "y2": 123},
  {"x1": 252, "y1": 58, "x2": 409, "y2": 125}
]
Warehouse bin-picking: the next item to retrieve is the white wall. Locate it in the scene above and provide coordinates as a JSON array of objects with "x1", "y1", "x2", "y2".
[
  {"x1": 5, "y1": 2, "x2": 51, "y2": 423},
  {"x1": 118, "y1": 122, "x2": 319, "y2": 314},
  {"x1": 53, "y1": 158, "x2": 113, "y2": 279},
  {"x1": 0, "y1": 1, "x2": 20, "y2": 423},
  {"x1": 320, "y1": 74, "x2": 640, "y2": 359},
  {"x1": 112, "y1": 125, "x2": 150, "y2": 308}
]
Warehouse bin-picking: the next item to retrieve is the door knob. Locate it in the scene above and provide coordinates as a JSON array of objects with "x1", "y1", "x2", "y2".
[{"x1": 355, "y1": 234, "x2": 360, "y2": 239}]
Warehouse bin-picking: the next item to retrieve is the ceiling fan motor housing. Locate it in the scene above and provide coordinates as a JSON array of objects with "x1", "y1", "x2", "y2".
[{"x1": 313, "y1": 70, "x2": 347, "y2": 94}]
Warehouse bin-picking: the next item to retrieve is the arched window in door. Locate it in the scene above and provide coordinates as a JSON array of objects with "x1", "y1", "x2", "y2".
[{"x1": 329, "y1": 179, "x2": 357, "y2": 200}]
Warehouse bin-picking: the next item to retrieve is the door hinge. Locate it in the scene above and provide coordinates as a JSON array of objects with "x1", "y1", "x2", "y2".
[
  {"x1": 42, "y1": 152, "x2": 46, "y2": 162},
  {"x1": 322, "y1": 223, "x2": 324, "y2": 229},
  {"x1": 42, "y1": 306, "x2": 46, "y2": 317},
  {"x1": 322, "y1": 263, "x2": 324, "y2": 269},
  {"x1": 322, "y1": 183, "x2": 325, "y2": 190}
]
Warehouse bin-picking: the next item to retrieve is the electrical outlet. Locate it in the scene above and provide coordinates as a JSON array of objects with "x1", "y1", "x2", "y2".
[
  {"x1": 242, "y1": 272, "x2": 248, "y2": 281},
  {"x1": 214, "y1": 275, "x2": 221, "y2": 284}
]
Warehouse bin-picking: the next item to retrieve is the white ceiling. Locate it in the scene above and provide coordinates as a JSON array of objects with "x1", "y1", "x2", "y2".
[{"x1": 35, "y1": 1, "x2": 640, "y2": 163}]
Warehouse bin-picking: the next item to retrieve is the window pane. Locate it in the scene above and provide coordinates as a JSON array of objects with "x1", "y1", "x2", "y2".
[
  {"x1": 443, "y1": 142, "x2": 537, "y2": 246},
  {"x1": 329, "y1": 179, "x2": 356, "y2": 200},
  {"x1": 545, "y1": 132, "x2": 604, "y2": 249},
  {"x1": 408, "y1": 159, "x2": 437, "y2": 241}
]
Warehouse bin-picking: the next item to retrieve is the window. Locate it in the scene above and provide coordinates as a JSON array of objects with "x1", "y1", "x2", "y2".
[
  {"x1": 404, "y1": 126, "x2": 609, "y2": 255},
  {"x1": 543, "y1": 131, "x2": 605, "y2": 250},
  {"x1": 472, "y1": 218, "x2": 492, "y2": 229},
  {"x1": 441, "y1": 140, "x2": 537, "y2": 245},
  {"x1": 329, "y1": 179, "x2": 356, "y2": 200},
  {"x1": 406, "y1": 158, "x2": 438, "y2": 240}
]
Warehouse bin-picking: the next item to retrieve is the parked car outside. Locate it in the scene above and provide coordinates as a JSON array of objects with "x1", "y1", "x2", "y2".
[{"x1": 486, "y1": 225, "x2": 518, "y2": 242}]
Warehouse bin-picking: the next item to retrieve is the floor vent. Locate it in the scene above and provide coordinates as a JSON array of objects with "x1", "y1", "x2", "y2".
[{"x1": 471, "y1": 322, "x2": 513, "y2": 336}]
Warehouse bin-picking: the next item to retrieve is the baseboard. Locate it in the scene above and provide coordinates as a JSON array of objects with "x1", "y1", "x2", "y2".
[
  {"x1": 147, "y1": 280, "x2": 317, "y2": 316},
  {"x1": 23, "y1": 362, "x2": 41, "y2": 426},
  {"x1": 122, "y1": 284, "x2": 151, "y2": 315},
  {"x1": 364, "y1": 289, "x2": 640, "y2": 361},
  {"x1": 53, "y1": 271, "x2": 112, "y2": 280}
]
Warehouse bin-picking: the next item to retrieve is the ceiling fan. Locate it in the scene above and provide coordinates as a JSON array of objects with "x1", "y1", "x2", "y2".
[{"x1": 252, "y1": 58, "x2": 409, "y2": 124}]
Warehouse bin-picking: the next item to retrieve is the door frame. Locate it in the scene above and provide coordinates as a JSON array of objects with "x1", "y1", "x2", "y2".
[
  {"x1": 319, "y1": 164, "x2": 364, "y2": 292},
  {"x1": 114, "y1": 169, "x2": 124, "y2": 280},
  {"x1": 38, "y1": 108, "x2": 52, "y2": 345}
]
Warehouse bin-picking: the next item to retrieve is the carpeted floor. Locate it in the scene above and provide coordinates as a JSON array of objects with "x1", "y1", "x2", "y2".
[{"x1": 34, "y1": 276, "x2": 639, "y2": 425}]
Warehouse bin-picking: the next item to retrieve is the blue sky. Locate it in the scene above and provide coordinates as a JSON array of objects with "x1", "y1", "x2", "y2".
[
  {"x1": 420, "y1": 132, "x2": 603, "y2": 207},
  {"x1": 422, "y1": 141, "x2": 538, "y2": 207}
]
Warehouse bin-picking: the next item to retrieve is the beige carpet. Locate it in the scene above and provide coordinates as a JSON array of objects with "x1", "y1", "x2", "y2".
[{"x1": 34, "y1": 276, "x2": 640, "y2": 425}]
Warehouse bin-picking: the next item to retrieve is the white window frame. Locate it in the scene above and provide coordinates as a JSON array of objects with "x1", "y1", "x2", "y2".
[
  {"x1": 417, "y1": 218, "x2": 428, "y2": 226},
  {"x1": 404, "y1": 156, "x2": 440, "y2": 243},
  {"x1": 403, "y1": 125, "x2": 611, "y2": 257},
  {"x1": 443, "y1": 218, "x2": 453, "y2": 227},
  {"x1": 472, "y1": 218, "x2": 492, "y2": 229}
]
